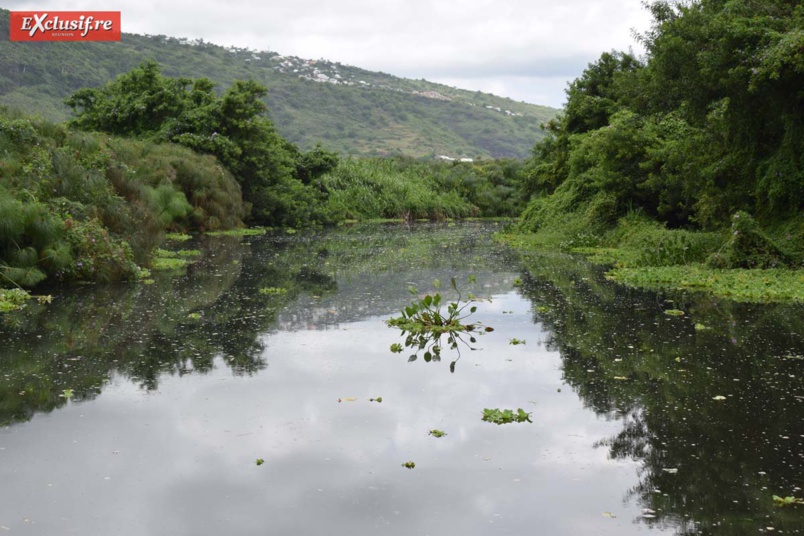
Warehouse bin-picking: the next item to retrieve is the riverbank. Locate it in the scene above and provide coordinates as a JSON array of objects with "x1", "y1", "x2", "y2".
[{"x1": 502, "y1": 212, "x2": 804, "y2": 303}]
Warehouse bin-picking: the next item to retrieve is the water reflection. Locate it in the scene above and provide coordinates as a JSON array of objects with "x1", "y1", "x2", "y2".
[
  {"x1": 0, "y1": 223, "x2": 802, "y2": 535},
  {"x1": 515, "y1": 251, "x2": 804, "y2": 534}
]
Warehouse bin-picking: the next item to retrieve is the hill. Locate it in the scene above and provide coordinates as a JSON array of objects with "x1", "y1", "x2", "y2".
[{"x1": 0, "y1": 10, "x2": 558, "y2": 159}]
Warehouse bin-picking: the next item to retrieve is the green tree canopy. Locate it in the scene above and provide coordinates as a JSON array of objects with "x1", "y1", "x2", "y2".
[
  {"x1": 66, "y1": 61, "x2": 326, "y2": 226},
  {"x1": 522, "y1": 0, "x2": 803, "y2": 232}
]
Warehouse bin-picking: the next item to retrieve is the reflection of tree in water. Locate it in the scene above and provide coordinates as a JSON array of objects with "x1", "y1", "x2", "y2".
[
  {"x1": 269, "y1": 222, "x2": 521, "y2": 329},
  {"x1": 0, "y1": 233, "x2": 339, "y2": 424},
  {"x1": 516, "y1": 252, "x2": 804, "y2": 534},
  {"x1": 0, "y1": 222, "x2": 515, "y2": 424}
]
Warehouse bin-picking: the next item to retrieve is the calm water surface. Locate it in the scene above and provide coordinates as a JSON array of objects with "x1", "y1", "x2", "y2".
[{"x1": 1, "y1": 222, "x2": 802, "y2": 535}]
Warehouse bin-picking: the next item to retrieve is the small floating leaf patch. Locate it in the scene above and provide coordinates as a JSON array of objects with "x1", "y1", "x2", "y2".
[
  {"x1": 482, "y1": 408, "x2": 532, "y2": 425},
  {"x1": 773, "y1": 495, "x2": 804, "y2": 507}
]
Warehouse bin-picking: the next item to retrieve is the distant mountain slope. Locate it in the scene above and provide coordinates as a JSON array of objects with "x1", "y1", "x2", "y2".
[{"x1": 0, "y1": 10, "x2": 558, "y2": 158}]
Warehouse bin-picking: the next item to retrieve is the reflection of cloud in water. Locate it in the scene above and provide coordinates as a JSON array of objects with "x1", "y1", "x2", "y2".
[{"x1": 0, "y1": 227, "x2": 673, "y2": 535}]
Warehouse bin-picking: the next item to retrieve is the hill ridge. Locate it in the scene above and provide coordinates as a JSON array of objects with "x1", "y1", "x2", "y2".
[{"x1": 0, "y1": 10, "x2": 558, "y2": 158}]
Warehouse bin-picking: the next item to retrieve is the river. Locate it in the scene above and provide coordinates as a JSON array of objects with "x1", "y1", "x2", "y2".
[{"x1": 1, "y1": 222, "x2": 802, "y2": 535}]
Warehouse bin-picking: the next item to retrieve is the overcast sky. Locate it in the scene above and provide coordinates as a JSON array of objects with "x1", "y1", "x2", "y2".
[{"x1": 6, "y1": 0, "x2": 654, "y2": 108}]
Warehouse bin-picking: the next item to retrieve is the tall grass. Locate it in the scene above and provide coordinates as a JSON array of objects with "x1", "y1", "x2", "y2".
[
  {"x1": 321, "y1": 158, "x2": 475, "y2": 220},
  {"x1": 0, "y1": 107, "x2": 246, "y2": 288}
]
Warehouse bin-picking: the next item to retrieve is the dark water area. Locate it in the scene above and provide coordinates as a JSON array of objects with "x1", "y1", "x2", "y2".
[{"x1": 0, "y1": 222, "x2": 802, "y2": 535}]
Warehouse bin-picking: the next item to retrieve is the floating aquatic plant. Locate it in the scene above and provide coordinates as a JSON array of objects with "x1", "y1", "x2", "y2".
[
  {"x1": 387, "y1": 277, "x2": 492, "y2": 372},
  {"x1": 482, "y1": 408, "x2": 532, "y2": 425},
  {"x1": 773, "y1": 495, "x2": 804, "y2": 507}
]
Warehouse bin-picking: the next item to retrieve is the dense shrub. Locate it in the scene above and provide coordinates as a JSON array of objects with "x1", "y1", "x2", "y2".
[
  {"x1": 707, "y1": 212, "x2": 793, "y2": 269},
  {"x1": 0, "y1": 107, "x2": 245, "y2": 288}
]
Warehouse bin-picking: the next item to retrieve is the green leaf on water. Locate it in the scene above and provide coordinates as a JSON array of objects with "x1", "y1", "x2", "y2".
[
  {"x1": 773, "y1": 495, "x2": 804, "y2": 507},
  {"x1": 482, "y1": 408, "x2": 531, "y2": 425},
  {"x1": 401, "y1": 461, "x2": 416, "y2": 469},
  {"x1": 256, "y1": 458, "x2": 265, "y2": 466},
  {"x1": 61, "y1": 388, "x2": 74, "y2": 399},
  {"x1": 429, "y1": 429, "x2": 447, "y2": 438}
]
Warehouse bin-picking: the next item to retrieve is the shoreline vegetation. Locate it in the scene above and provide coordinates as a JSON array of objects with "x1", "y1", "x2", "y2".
[{"x1": 2, "y1": 0, "x2": 802, "y2": 311}]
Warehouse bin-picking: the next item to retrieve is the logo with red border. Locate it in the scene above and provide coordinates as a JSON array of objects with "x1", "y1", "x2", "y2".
[{"x1": 10, "y1": 12, "x2": 121, "y2": 41}]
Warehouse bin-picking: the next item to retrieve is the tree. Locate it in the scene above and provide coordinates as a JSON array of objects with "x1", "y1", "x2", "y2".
[{"x1": 66, "y1": 62, "x2": 328, "y2": 226}]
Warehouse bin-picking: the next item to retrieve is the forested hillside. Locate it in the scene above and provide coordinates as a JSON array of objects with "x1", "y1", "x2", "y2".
[{"x1": 0, "y1": 9, "x2": 557, "y2": 159}]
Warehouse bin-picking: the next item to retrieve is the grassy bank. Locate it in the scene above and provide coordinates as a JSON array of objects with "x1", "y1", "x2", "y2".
[{"x1": 504, "y1": 211, "x2": 804, "y2": 302}]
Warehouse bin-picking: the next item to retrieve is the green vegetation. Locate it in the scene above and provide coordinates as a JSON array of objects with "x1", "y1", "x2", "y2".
[
  {"x1": 1, "y1": 59, "x2": 527, "y2": 298},
  {"x1": 0, "y1": 288, "x2": 30, "y2": 312},
  {"x1": 0, "y1": 105, "x2": 245, "y2": 292},
  {"x1": 258, "y1": 287, "x2": 287, "y2": 295},
  {"x1": 509, "y1": 0, "x2": 803, "y2": 301},
  {"x1": 401, "y1": 461, "x2": 416, "y2": 469},
  {"x1": 165, "y1": 232, "x2": 192, "y2": 242},
  {"x1": 481, "y1": 408, "x2": 532, "y2": 425},
  {"x1": 387, "y1": 277, "x2": 486, "y2": 335},
  {"x1": 428, "y1": 429, "x2": 447, "y2": 438},
  {"x1": 65, "y1": 61, "x2": 334, "y2": 228},
  {"x1": 773, "y1": 496, "x2": 804, "y2": 507},
  {"x1": 322, "y1": 157, "x2": 525, "y2": 220},
  {"x1": 387, "y1": 277, "x2": 493, "y2": 371},
  {"x1": 151, "y1": 248, "x2": 201, "y2": 272},
  {"x1": 0, "y1": 8, "x2": 557, "y2": 159},
  {"x1": 206, "y1": 228, "x2": 268, "y2": 237},
  {"x1": 607, "y1": 265, "x2": 804, "y2": 302},
  {"x1": 513, "y1": 250, "x2": 804, "y2": 533}
]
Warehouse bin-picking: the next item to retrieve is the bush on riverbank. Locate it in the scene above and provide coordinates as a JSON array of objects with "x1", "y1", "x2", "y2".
[{"x1": 0, "y1": 106, "x2": 246, "y2": 288}]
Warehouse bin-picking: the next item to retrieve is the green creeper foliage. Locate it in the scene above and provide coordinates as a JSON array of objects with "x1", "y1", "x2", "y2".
[{"x1": 707, "y1": 211, "x2": 793, "y2": 269}]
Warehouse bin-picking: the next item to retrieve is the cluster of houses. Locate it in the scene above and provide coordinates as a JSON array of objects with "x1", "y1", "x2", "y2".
[
  {"x1": 436, "y1": 155, "x2": 474, "y2": 163},
  {"x1": 485, "y1": 104, "x2": 522, "y2": 117}
]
